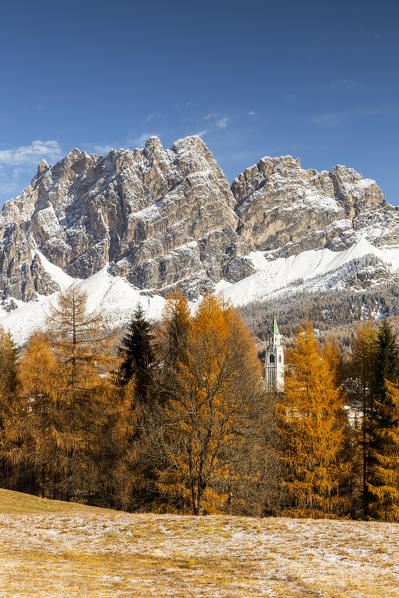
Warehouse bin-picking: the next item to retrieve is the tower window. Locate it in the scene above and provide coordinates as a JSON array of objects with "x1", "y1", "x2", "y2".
[
  {"x1": 279, "y1": 355, "x2": 282, "y2": 363},
  {"x1": 269, "y1": 354, "x2": 275, "y2": 363}
]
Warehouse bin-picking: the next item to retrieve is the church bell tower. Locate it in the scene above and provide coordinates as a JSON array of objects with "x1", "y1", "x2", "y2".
[{"x1": 265, "y1": 317, "x2": 284, "y2": 392}]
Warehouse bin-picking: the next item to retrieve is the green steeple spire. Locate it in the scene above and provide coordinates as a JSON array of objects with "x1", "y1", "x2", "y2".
[{"x1": 272, "y1": 316, "x2": 279, "y2": 335}]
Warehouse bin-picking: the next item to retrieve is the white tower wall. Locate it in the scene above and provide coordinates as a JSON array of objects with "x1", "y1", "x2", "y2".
[{"x1": 265, "y1": 318, "x2": 284, "y2": 392}]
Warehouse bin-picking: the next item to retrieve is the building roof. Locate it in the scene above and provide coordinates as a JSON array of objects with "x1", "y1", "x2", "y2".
[{"x1": 272, "y1": 316, "x2": 279, "y2": 335}]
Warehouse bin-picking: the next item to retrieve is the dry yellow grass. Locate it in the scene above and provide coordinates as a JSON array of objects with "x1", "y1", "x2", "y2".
[{"x1": 0, "y1": 488, "x2": 398, "y2": 596}]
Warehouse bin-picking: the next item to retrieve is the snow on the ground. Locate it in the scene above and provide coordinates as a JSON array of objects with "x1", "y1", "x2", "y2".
[
  {"x1": 0, "y1": 502, "x2": 398, "y2": 597},
  {"x1": 2, "y1": 238, "x2": 399, "y2": 345}
]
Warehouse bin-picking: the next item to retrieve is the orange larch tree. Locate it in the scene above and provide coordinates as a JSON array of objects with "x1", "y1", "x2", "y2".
[
  {"x1": 13, "y1": 285, "x2": 124, "y2": 502},
  {"x1": 277, "y1": 321, "x2": 350, "y2": 518},
  {"x1": 157, "y1": 293, "x2": 265, "y2": 515}
]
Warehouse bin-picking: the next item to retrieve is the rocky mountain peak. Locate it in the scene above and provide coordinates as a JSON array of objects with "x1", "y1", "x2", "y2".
[
  {"x1": 0, "y1": 134, "x2": 398, "y2": 333},
  {"x1": 0, "y1": 136, "x2": 242, "y2": 302},
  {"x1": 34, "y1": 159, "x2": 49, "y2": 180},
  {"x1": 143, "y1": 135, "x2": 164, "y2": 158},
  {"x1": 232, "y1": 155, "x2": 398, "y2": 257}
]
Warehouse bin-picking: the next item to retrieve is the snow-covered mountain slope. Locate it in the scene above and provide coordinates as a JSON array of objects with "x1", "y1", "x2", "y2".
[
  {"x1": 1, "y1": 237, "x2": 399, "y2": 345},
  {"x1": 0, "y1": 250, "x2": 166, "y2": 345},
  {"x1": 0, "y1": 135, "x2": 398, "y2": 343},
  {"x1": 216, "y1": 238, "x2": 399, "y2": 306}
]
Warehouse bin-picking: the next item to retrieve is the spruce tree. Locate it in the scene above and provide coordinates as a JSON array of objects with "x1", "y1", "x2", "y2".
[
  {"x1": 373, "y1": 319, "x2": 398, "y2": 404},
  {"x1": 350, "y1": 321, "x2": 377, "y2": 518},
  {"x1": 118, "y1": 304, "x2": 155, "y2": 404},
  {"x1": 367, "y1": 319, "x2": 399, "y2": 519},
  {"x1": 115, "y1": 304, "x2": 159, "y2": 509},
  {"x1": 0, "y1": 327, "x2": 21, "y2": 489},
  {"x1": 367, "y1": 380, "x2": 399, "y2": 521}
]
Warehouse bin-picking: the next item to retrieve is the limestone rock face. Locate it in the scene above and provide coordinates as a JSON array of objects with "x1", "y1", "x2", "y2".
[
  {"x1": 0, "y1": 137, "x2": 398, "y2": 305},
  {"x1": 232, "y1": 156, "x2": 399, "y2": 257},
  {"x1": 0, "y1": 136, "x2": 243, "y2": 300},
  {"x1": 223, "y1": 256, "x2": 256, "y2": 283}
]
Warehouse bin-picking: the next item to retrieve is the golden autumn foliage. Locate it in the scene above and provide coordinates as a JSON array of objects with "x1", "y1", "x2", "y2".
[
  {"x1": 156, "y1": 293, "x2": 265, "y2": 515},
  {"x1": 11, "y1": 332, "x2": 59, "y2": 492},
  {"x1": 47, "y1": 284, "x2": 114, "y2": 388},
  {"x1": 321, "y1": 334, "x2": 344, "y2": 386},
  {"x1": 13, "y1": 286, "x2": 131, "y2": 502},
  {"x1": 2, "y1": 282, "x2": 399, "y2": 520},
  {"x1": 156, "y1": 289, "x2": 191, "y2": 372},
  {"x1": 277, "y1": 321, "x2": 350, "y2": 518},
  {"x1": 351, "y1": 321, "x2": 377, "y2": 391}
]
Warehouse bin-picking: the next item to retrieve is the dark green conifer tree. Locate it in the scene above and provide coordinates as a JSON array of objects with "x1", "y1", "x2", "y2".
[
  {"x1": 156, "y1": 290, "x2": 191, "y2": 405},
  {"x1": 0, "y1": 329, "x2": 19, "y2": 402},
  {"x1": 0, "y1": 327, "x2": 22, "y2": 490},
  {"x1": 118, "y1": 304, "x2": 155, "y2": 404},
  {"x1": 116, "y1": 305, "x2": 159, "y2": 509},
  {"x1": 350, "y1": 321, "x2": 377, "y2": 518},
  {"x1": 374, "y1": 319, "x2": 399, "y2": 403},
  {"x1": 368, "y1": 319, "x2": 399, "y2": 518}
]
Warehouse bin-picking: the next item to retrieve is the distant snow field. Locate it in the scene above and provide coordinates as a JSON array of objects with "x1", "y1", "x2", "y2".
[
  {"x1": 2, "y1": 238, "x2": 399, "y2": 345},
  {"x1": 216, "y1": 237, "x2": 399, "y2": 306}
]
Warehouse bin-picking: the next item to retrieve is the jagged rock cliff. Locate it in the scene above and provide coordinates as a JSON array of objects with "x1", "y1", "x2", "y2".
[
  {"x1": 232, "y1": 155, "x2": 399, "y2": 258},
  {"x1": 0, "y1": 134, "x2": 398, "y2": 343},
  {"x1": 0, "y1": 136, "x2": 248, "y2": 301}
]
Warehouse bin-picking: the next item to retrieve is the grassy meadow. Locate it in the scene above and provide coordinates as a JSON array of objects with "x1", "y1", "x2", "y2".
[{"x1": 0, "y1": 489, "x2": 398, "y2": 597}]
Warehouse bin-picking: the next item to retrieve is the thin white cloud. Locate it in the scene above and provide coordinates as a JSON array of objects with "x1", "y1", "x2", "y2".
[
  {"x1": 310, "y1": 112, "x2": 348, "y2": 127},
  {"x1": 216, "y1": 117, "x2": 229, "y2": 129},
  {"x1": 0, "y1": 172, "x2": 21, "y2": 197},
  {"x1": 310, "y1": 106, "x2": 386, "y2": 127},
  {"x1": 194, "y1": 130, "x2": 208, "y2": 138},
  {"x1": 0, "y1": 140, "x2": 62, "y2": 168},
  {"x1": 144, "y1": 112, "x2": 160, "y2": 123},
  {"x1": 203, "y1": 113, "x2": 217, "y2": 121},
  {"x1": 248, "y1": 111, "x2": 255, "y2": 116},
  {"x1": 326, "y1": 78, "x2": 364, "y2": 92},
  {"x1": 0, "y1": 140, "x2": 64, "y2": 204},
  {"x1": 92, "y1": 144, "x2": 115, "y2": 154},
  {"x1": 129, "y1": 132, "x2": 159, "y2": 147}
]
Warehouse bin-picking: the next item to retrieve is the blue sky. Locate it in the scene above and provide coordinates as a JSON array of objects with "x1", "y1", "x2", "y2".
[{"x1": 0, "y1": 0, "x2": 398, "y2": 206}]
